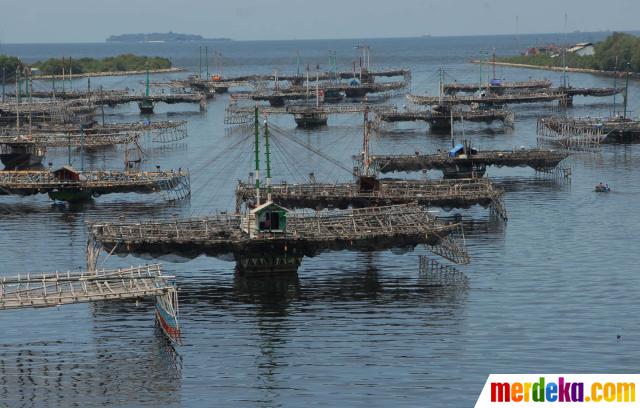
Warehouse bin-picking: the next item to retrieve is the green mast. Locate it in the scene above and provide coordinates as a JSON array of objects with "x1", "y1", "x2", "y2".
[
  {"x1": 612, "y1": 57, "x2": 618, "y2": 117},
  {"x1": 264, "y1": 114, "x2": 272, "y2": 201},
  {"x1": 623, "y1": 62, "x2": 630, "y2": 119},
  {"x1": 145, "y1": 64, "x2": 150, "y2": 97},
  {"x1": 254, "y1": 105, "x2": 261, "y2": 206},
  {"x1": 205, "y1": 46, "x2": 209, "y2": 78}
]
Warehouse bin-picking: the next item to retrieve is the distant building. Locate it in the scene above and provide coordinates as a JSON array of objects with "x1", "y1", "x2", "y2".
[
  {"x1": 567, "y1": 42, "x2": 595, "y2": 56},
  {"x1": 523, "y1": 44, "x2": 560, "y2": 57}
]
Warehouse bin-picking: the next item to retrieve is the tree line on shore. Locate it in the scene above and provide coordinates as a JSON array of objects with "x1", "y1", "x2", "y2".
[
  {"x1": 498, "y1": 32, "x2": 640, "y2": 73},
  {"x1": 0, "y1": 54, "x2": 172, "y2": 80}
]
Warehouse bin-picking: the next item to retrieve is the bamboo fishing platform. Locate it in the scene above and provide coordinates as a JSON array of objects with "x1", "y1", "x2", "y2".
[
  {"x1": 0, "y1": 264, "x2": 181, "y2": 344},
  {"x1": 168, "y1": 68, "x2": 411, "y2": 95},
  {"x1": 6, "y1": 89, "x2": 128, "y2": 100},
  {"x1": 87, "y1": 202, "x2": 469, "y2": 275},
  {"x1": 93, "y1": 93, "x2": 207, "y2": 110},
  {"x1": 250, "y1": 81, "x2": 408, "y2": 106},
  {"x1": 13, "y1": 120, "x2": 189, "y2": 143},
  {"x1": 0, "y1": 132, "x2": 138, "y2": 148},
  {"x1": 374, "y1": 107, "x2": 514, "y2": 130},
  {"x1": 408, "y1": 86, "x2": 623, "y2": 107},
  {"x1": 537, "y1": 117, "x2": 606, "y2": 150},
  {"x1": 407, "y1": 92, "x2": 568, "y2": 107},
  {"x1": 0, "y1": 100, "x2": 96, "y2": 125},
  {"x1": 0, "y1": 168, "x2": 191, "y2": 201},
  {"x1": 371, "y1": 148, "x2": 569, "y2": 175},
  {"x1": 198, "y1": 68, "x2": 411, "y2": 84},
  {"x1": 0, "y1": 264, "x2": 171, "y2": 309},
  {"x1": 235, "y1": 178, "x2": 507, "y2": 220},
  {"x1": 539, "y1": 115, "x2": 640, "y2": 143},
  {"x1": 443, "y1": 79, "x2": 552, "y2": 94},
  {"x1": 224, "y1": 103, "x2": 395, "y2": 126}
]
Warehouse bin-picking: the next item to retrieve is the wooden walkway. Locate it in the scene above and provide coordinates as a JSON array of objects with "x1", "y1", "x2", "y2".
[
  {"x1": 0, "y1": 264, "x2": 172, "y2": 310},
  {"x1": 0, "y1": 263, "x2": 181, "y2": 344}
]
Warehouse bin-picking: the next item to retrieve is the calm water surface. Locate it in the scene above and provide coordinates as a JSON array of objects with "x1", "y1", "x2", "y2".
[{"x1": 1, "y1": 33, "x2": 639, "y2": 407}]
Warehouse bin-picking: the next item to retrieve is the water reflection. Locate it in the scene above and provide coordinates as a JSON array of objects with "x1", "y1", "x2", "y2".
[{"x1": 0, "y1": 328, "x2": 181, "y2": 407}]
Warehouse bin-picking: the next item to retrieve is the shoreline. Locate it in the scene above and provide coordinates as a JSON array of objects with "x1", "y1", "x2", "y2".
[
  {"x1": 470, "y1": 60, "x2": 640, "y2": 79},
  {"x1": 32, "y1": 67, "x2": 186, "y2": 80}
]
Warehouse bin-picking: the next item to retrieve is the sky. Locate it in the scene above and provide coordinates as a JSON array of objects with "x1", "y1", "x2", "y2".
[{"x1": 0, "y1": 0, "x2": 638, "y2": 43}]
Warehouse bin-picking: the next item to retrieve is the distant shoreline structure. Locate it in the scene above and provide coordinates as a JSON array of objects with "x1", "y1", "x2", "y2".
[{"x1": 106, "y1": 32, "x2": 232, "y2": 43}]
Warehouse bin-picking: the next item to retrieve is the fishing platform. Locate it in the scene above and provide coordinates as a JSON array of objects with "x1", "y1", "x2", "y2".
[
  {"x1": 408, "y1": 86, "x2": 623, "y2": 107},
  {"x1": 249, "y1": 81, "x2": 408, "y2": 107},
  {"x1": 17, "y1": 120, "x2": 189, "y2": 143},
  {"x1": 195, "y1": 68, "x2": 411, "y2": 85},
  {"x1": 0, "y1": 132, "x2": 138, "y2": 168},
  {"x1": 94, "y1": 93, "x2": 207, "y2": 112},
  {"x1": 6, "y1": 89, "x2": 128, "y2": 100},
  {"x1": 224, "y1": 103, "x2": 394, "y2": 127},
  {"x1": 0, "y1": 100, "x2": 96, "y2": 125},
  {"x1": 539, "y1": 115, "x2": 640, "y2": 143},
  {"x1": 235, "y1": 178, "x2": 506, "y2": 219},
  {"x1": 536, "y1": 117, "x2": 606, "y2": 150},
  {"x1": 374, "y1": 106, "x2": 514, "y2": 130},
  {"x1": 443, "y1": 79, "x2": 552, "y2": 95},
  {"x1": 0, "y1": 166, "x2": 190, "y2": 202},
  {"x1": 87, "y1": 202, "x2": 470, "y2": 275},
  {"x1": 371, "y1": 145, "x2": 569, "y2": 178},
  {"x1": 0, "y1": 264, "x2": 181, "y2": 344}
]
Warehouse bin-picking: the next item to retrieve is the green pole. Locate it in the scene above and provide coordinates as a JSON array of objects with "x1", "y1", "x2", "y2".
[
  {"x1": 145, "y1": 64, "x2": 150, "y2": 97},
  {"x1": 80, "y1": 125, "x2": 85, "y2": 171},
  {"x1": 254, "y1": 106, "x2": 261, "y2": 204},
  {"x1": 205, "y1": 46, "x2": 209, "y2": 78},
  {"x1": 613, "y1": 60, "x2": 617, "y2": 117},
  {"x1": 479, "y1": 53, "x2": 482, "y2": 92},
  {"x1": 199, "y1": 46, "x2": 202, "y2": 78},
  {"x1": 1, "y1": 67, "x2": 5, "y2": 103},
  {"x1": 624, "y1": 62, "x2": 630, "y2": 119},
  {"x1": 297, "y1": 51, "x2": 300, "y2": 77},
  {"x1": 264, "y1": 115, "x2": 272, "y2": 198}
]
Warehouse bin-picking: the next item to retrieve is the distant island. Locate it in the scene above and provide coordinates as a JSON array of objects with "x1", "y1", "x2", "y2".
[{"x1": 107, "y1": 32, "x2": 232, "y2": 43}]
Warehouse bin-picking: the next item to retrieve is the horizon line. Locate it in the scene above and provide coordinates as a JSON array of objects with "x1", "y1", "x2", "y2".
[{"x1": 2, "y1": 29, "x2": 638, "y2": 46}]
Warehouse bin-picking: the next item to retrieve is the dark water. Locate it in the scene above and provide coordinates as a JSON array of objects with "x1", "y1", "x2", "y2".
[{"x1": 1, "y1": 33, "x2": 639, "y2": 407}]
